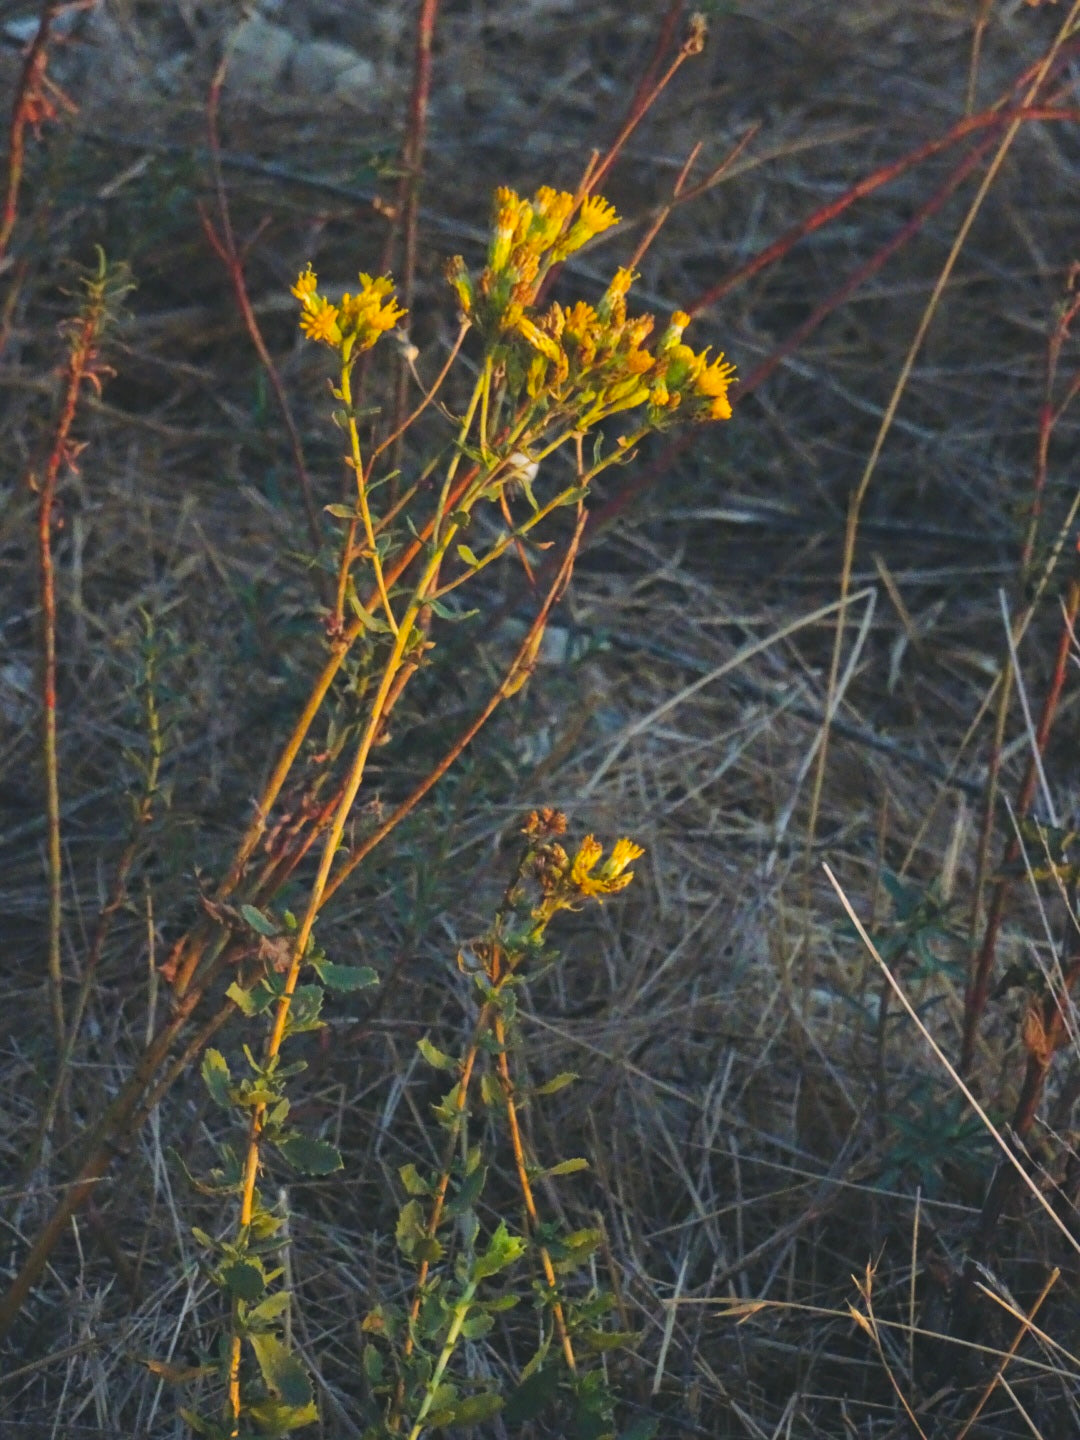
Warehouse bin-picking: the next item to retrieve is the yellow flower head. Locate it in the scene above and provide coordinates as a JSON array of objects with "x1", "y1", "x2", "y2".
[
  {"x1": 531, "y1": 186, "x2": 577, "y2": 248},
  {"x1": 299, "y1": 297, "x2": 342, "y2": 346},
  {"x1": 658, "y1": 310, "x2": 691, "y2": 355},
  {"x1": 693, "y1": 353, "x2": 737, "y2": 421},
  {"x1": 490, "y1": 187, "x2": 533, "y2": 272},
  {"x1": 291, "y1": 264, "x2": 320, "y2": 306},
  {"x1": 598, "y1": 266, "x2": 636, "y2": 327},
  {"x1": 293, "y1": 267, "x2": 404, "y2": 358},
  {"x1": 556, "y1": 194, "x2": 620, "y2": 260},
  {"x1": 568, "y1": 835, "x2": 643, "y2": 899}
]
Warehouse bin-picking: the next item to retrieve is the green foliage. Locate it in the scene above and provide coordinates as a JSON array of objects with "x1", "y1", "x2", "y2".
[
  {"x1": 872, "y1": 870, "x2": 962, "y2": 982},
  {"x1": 878, "y1": 1078, "x2": 996, "y2": 1197}
]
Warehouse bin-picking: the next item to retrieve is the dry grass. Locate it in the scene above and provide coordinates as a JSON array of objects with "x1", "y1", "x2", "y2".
[{"x1": 3, "y1": 1, "x2": 1080, "y2": 1436}]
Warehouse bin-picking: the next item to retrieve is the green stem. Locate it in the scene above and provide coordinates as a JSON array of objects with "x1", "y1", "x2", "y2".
[{"x1": 406, "y1": 1281, "x2": 478, "y2": 1440}]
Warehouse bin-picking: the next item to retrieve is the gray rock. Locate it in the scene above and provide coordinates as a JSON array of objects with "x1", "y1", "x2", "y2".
[
  {"x1": 228, "y1": 15, "x2": 296, "y2": 95},
  {"x1": 289, "y1": 38, "x2": 368, "y2": 96}
]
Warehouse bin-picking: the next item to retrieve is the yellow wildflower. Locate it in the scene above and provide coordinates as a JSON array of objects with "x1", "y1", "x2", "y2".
[
  {"x1": 600, "y1": 837, "x2": 644, "y2": 881},
  {"x1": 569, "y1": 835, "x2": 643, "y2": 899},
  {"x1": 693, "y1": 353, "x2": 737, "y2": 421},
  {"x1": 658, "y1": 310, "x2": 691, "y2": 355},
  {"x1": 291, "y1": 264, "x2": 319, "y2": 306},
  {"x1": 556, "y1": 194, "x2": 620, "y2": 259},
  {"x1": 299, "y1": 298, "x2": 342, "y2": 346},
  {"x1": 531, "y1": 186, "x2": 576, "y2": 248}
]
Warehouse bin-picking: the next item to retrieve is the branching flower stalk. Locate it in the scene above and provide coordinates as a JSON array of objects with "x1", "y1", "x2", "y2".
[{"x1": 2, "y1": 179, "x2": 735, "y2": 1361}]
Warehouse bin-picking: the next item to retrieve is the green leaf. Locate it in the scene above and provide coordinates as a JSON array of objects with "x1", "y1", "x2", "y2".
[
  {"x1": 456, "y1": 543, "x2": 481, "y2": 569},
  {"x1": 245, "y1": 1398, "x2": 319, "y2": 1434},
  {"x1": 201, "y1": 1049, "x2": 232, "y2": 1109},
  {"x1": 399, "y1": 1163, "x2": 430, "y2": 1197},
  {"x1": 444, "y1": 1392, "x2": 504, "y2": 1426},
  {"x1": 546, "y1": 1157, "x2": 589, "y2": 1177},
  {"x1": 245, "y1": 1290, "x2": 292, "y2": 1328},
  {"x1": 275, "y1": 1135, "x2": 343, "y2": 1175},
  {"x1": 504, "y1": 1366, "x2": 561, "y2": 1424},
  {"x1": 240, "y1": 903, "x2": 279, "y2": 937},
  {"x1": 347, "y1": 594, "x2": 392, "y2": 633},
  {"x1": 362, "y1": 1343, "x2": 383, "y2": 1385},
  {"x1": 226, "y1": 980, "x2": 273, "y2": 1016},
  {"x1": 417, "y1": 1036, "x2": 457, "y2": 1072},
  {"x1": 473, "y1": 1221, "x2": 526, "y2": 1280},
  {"x1": 314, "y1": 961, "x2": 378, "y2": 992},
  {"x1": 247, "y1": 1332, "x2": 313, "y2": 1407},
  {"x1": 459, "y1": 1312, "x2": 494, "y2": 1340},
  {"x1": 535, "y1": 1071, "x2": 578, "y2": 1096},
  {"x1": 395, "y1": 1198, "x2": 425, "y2": 1257},
  {"x1": 220, "y1": 1257, "x2": 266, "y2": 1301},
  {"x1": 446, "y1": 1163, "x2": 486, "y2": 1218},
  {"x1": 582, "y1": 1328, "x2": 640, "y2": 1352},
  {"x1": 324, "y1": 502, "x2": 357, "y2": 519},
  {"x1": 426, "y1": 597, "x2": 479, "y2": 622}
]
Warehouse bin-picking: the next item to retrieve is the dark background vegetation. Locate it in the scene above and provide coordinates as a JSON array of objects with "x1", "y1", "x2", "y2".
[{"x1": 3, "y1": 1, "x2": 1080, "y2": 1436}]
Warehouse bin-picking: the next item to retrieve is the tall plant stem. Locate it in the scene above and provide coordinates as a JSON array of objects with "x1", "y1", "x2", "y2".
[{"x1": 226, "y1": 526, "x2": 452, "y2": 1424}]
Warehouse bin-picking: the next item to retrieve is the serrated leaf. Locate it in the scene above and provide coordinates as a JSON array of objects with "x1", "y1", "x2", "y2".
[
  {"x1": 201, "y1": 1049, "x2": 232, "y2": 1108},
  {"x1": 536, "y1": 1071, "x2": 578, "y2": 1096},
  {"x1": 417, "y1": 1036, "x2": 457, "y2": 1072},
  {"x1": 396, "y1": 1198, "x2": 425, "y2": 1257},
  {"x1": 456, "y1": 543, "x2": 481, "y2": 569},
  {"x1": 221, "y1": 1257, "x2": 266, "y2": 1301},
  {"x1": 546, "y1": 1157, "x2": 589, "y2": 1177},
  {"x1": 247, "y1": 1332, "x2": 313, "y2": 1407},
  {"x1": 399, "y1": 1163, "x2": 430, "y2": 1197},
  {"x1": 225, "y1": 980, "x2": 265, "y2": 1016},
  {"x1": 240, "y1": 904, "x2": 279, "y2": 937},
  {"x1": 473, "y1": 1221, "x2": 526, "y2": 1280},
  {"x1": 316, "y1": 961, "x2": 378, "y2": 992},
  {"x1": 275, "y1": 1135, "x2": 342, "y2": 1175}
]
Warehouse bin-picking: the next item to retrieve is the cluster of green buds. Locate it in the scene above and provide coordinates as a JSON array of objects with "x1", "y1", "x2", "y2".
[{"x1": 445, "y1": 184, "x2": 736, "y2": 431}]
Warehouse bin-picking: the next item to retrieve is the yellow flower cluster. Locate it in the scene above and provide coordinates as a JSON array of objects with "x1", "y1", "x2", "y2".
[
  {"x1": 568, "y1": 835, "x2": 645, "y2": 900},
  {"x1": 446, "y1": 184, "x2": 736, "y2": 429},
  {"x1": 291, "y1": 265, "x2": 405, "y2": 361},
  {"x1": 511, "y1": 275, "x2": 736, "y2": 427},
  {"x1": 446, "y1": 185, "x2": 621, "y2": 340}
]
